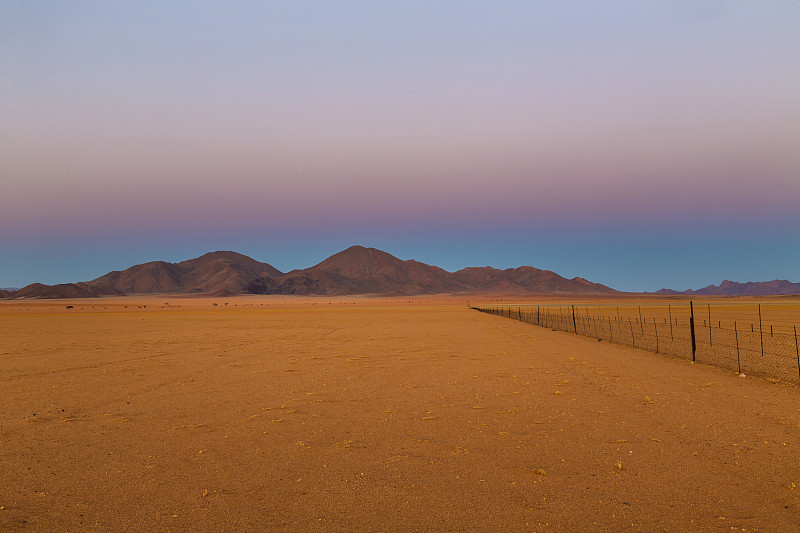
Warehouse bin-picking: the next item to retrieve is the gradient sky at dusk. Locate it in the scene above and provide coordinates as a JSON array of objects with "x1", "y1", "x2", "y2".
[{"x1": 2, "y1": 1, "x2": 799, "y2": 292}]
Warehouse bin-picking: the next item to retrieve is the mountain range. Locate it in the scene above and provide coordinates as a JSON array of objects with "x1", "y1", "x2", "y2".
[
  {"x1": 655, "y1": 280, "x2": 800, "y2": 296},
  {"x1": 2, "y1": 246, "x2": 616, "y2": 299}
]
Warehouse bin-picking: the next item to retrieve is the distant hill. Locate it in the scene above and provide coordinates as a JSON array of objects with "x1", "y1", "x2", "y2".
[
  {"x1": 0, "y1": 287, "x2": 18, "y2": 298},
  {"x1": 7, "y1": 251, "x2": 281, "y2": 299},
  {"x1": 12, "y1": 283, "x2": 101, "y2": 299},
  {"x1": 87, "y1": 251, "x2": 281, "y2": 295},
  {"x1": 245, "y1": 245, "x2": 618, "y2": 296},
  {"x1": 245, "y1": 246, "x2": 468, "y2": 296},
  {"x1": 451, "y1": 265, "x2": 614, "y2": 294},
  {"x1": 3, "y1": 246, "x2": 619, "y2": 298},
  {"x1": 655, "y1": 280, "x2": 800, "y2": 296}
]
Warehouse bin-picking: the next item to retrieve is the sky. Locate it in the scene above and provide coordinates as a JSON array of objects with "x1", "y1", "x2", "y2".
[{"x1": 2, "y1": 1, "x2": 798, "y2": 292}]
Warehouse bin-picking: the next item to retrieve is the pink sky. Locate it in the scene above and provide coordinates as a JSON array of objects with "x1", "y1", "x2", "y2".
[{"x1": 1, "y1": 1, "x2": 798, "y2": 290}]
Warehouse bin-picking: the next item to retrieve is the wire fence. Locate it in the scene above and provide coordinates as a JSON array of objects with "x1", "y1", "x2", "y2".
[{"x1": 472, "y1": 303, "x2": 800, "y2": 383}]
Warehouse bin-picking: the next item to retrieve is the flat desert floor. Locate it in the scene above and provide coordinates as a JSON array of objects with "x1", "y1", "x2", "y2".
[{"x1": 2, "y1": 297, "x2": 800, "y2": 531}]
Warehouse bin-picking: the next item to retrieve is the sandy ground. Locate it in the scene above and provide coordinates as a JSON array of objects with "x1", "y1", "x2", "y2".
[{"x1": 2, "y1": 299, "x2": 800, "y2": 531}]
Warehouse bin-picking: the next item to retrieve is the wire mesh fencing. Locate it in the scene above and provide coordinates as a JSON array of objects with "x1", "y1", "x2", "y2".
[{"x1": 472, "y1": 303, "x2": 800, "y2": 383}]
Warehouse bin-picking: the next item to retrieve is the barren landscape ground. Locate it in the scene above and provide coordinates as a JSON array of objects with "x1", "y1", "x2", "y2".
[{"x1": 2, "y1": 296, "x2": 800, "y2": 531}]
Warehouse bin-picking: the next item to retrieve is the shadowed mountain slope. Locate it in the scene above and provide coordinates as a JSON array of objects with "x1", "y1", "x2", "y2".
[
  {"x1": 89, "y1": 261, "x2": 185, "y2": 294},
  {"x1": 12, "y1": 283, "x2": 100, "y2": 299},
  {"x1": 243, "y1": 246, "x2": 617, "y2": 296},
  {"x1": 452, "y1": 266, "x2": 616, "y2": 294},
  {"x1": 86, "y1": 251, "x2": 283, "y2": 295},
  {"x1": 4, "y1": 246, "x2": 620, "y2": 298},
  {"x1": 175, "y1": 251, "x2": 282, "y2": 293},
  {"x1": 274, "y1": 246, "x2": 469, "y2": 296}
]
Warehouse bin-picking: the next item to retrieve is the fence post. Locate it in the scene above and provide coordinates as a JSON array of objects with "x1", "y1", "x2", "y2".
[
  {"x1": 735, "y1": 321, "x2": 741, "y2": 375},
  {"x1": 668, "y1": 304, "x2": 673, "y2": 340},
  {"x1": 758, "y1": 304, "x2": 764, "y2": 359},
  {"x1": 690, "y1": 301, "x2": 696, "y2": 362},
  {"x1": 707, "y1": 303, "x2": 712, "y2": 348},
  {"x1": 795, "y1": 325, "x2": 799, "y2": 381},
  {"x1": 572, "y1": 305, "x2": 577, "y2": 333},
  {"x1": 654, "y1": 320, "x2": 659, "y2": 353},
  {"x1": 638, "y1": 306, "x2": 644, "y2": 335},
  {"x1": 629, "y1": 318, "x2": 635, "y2": 348}
]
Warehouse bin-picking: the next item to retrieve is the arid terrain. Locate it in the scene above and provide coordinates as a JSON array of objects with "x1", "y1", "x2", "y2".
[{"x1": 2, "y1": 296, "x2": 800, "y2": 531}]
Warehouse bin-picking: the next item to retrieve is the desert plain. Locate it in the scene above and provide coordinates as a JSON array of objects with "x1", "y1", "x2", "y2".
[{"x1": 2, "y1": 295, "x2": 800, "y2": 531}]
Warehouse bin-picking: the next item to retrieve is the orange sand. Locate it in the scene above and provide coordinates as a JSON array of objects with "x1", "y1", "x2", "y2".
[{"x1": 2, "y1": 297, "x2": 800, "y2": 531}]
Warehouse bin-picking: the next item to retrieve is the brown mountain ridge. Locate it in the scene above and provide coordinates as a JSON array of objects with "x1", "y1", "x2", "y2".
[
  {"x1": 655, "y1": 279, "x2": 800, "y2": 296},
  {"x1": 5, "y1": 246, "x2": 619, "y2": 298}
]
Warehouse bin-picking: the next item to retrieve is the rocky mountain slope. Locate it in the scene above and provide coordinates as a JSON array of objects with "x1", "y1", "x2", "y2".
[
  {"x1": 5, "y1": 246, "x2": 618, "y2": 298},
  {"x1": 88, "y1": 251, "x2": 281, "y2": 295}
]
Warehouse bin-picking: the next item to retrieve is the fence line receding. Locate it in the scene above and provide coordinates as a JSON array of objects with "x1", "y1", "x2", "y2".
[{"x1": 472, "y1": 302, "x2": 800, "y2": 383}]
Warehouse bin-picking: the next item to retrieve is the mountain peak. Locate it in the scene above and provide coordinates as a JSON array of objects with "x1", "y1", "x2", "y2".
[
  {"x1": 194, "y1": 250, "x2": 251, "y2": 260},
  {"x1": 344, "y1": 245, "x2": 370, "y2": 252},
  {"x1": 178, "y1": 250, "x2": 262, "y2": 266},
  {"x1": 311, "y1": 246, "x2": 403, "y2": 277}
]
